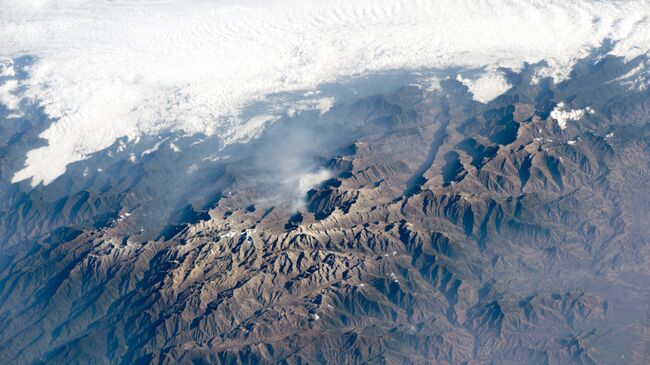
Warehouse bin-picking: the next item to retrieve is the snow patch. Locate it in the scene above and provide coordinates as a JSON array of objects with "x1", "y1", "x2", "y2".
[
  {"x1": 169, "y1": 142, "x2": 181, "y2": 153},
  {"x1": 141, "y1": 141, "x2": 163, "y2": 156},
  {"x1": 219, "y1": 231, "x2": 238, "y2": 239}
]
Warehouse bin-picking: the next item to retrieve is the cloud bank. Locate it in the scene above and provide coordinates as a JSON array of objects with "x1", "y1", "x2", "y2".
[{"x1": 0, "y1": 0, "x2": 649, "y2": 186}]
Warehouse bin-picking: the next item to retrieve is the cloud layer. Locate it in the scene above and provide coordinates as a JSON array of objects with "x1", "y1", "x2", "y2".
[{"x1": 1, "y1": 0, "x2": 649, "y2": 186}]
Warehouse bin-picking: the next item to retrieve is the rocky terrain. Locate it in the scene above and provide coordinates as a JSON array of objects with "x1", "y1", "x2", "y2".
[{"x1": 0, "y1": 56, "x2": 649, "y2": 364}]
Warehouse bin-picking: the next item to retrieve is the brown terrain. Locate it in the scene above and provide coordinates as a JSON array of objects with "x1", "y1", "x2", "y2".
[{"x1": 0, "y1": 57, "x2": 649, "y2": 364}]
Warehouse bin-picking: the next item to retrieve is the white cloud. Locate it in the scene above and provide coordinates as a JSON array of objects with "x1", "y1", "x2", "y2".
[
  {"x1": 0, "y1": 61, "x2": 15, "y2": 77},
  {"x1": 287, "y1": 97, "x2": 335, "y2": 117},
  {"x1": 225, "y1": 114, "x2": 279, "y2": 142},
  {"x1": 317, "y1": 98, "x2": 335, "y2": 116},
  {"x1": 456, "y1": 71, "x2": 511, "y2": 103},
  {"x1": 287, "y1": 168, "x2": 332, "y2": 210},
  {"x1": 0, "y1": 79, "x2": 20, "y2": 110},
  {"x1": 614, "y1": 61, "x2": 650, "y2": 91},
  {"x1": 423, "y1": 76, "x2": 443, "y2": 93},
  {"x1": 550, "y1": 102, "x2": 594, "y2": 130},
  {"x1": 297, "y1": 169, "x2": 333, "y2": 200},
  {"x1": 0, "y1": 0, "x2": 649, "y2": 185}
]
